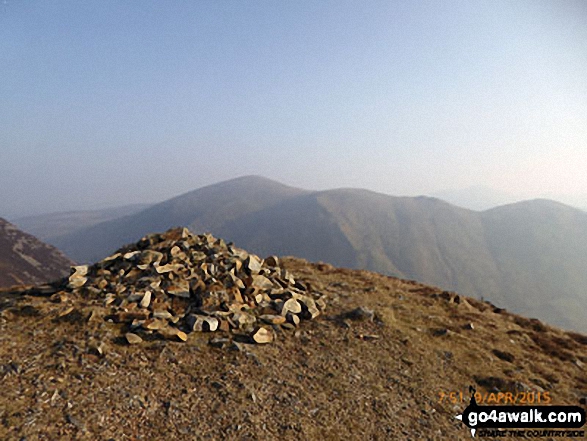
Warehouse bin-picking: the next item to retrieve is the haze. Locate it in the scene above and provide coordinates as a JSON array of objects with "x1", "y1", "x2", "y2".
[{"x1": 1, "y1": 1, "x2": 586, "y2": 217}]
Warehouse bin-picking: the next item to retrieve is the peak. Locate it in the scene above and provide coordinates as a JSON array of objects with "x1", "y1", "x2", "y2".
[
  {"x1": 213, "y1": 175, "x2": 288, "y2": 187},
  {"x1": 486, "y1": 198, "x2": 583, "y2": 213},
  {"x1": 171, "y1": 175, "x2": 306, "y2": 199}
]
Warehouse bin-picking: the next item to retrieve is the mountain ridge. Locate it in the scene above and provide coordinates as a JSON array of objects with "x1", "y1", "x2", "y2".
[{"x1": 0, "y1": 218, "x2": 75, "y2": 288}]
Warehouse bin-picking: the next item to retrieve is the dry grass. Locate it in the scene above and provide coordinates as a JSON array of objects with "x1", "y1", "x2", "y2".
[{"x1": 0, "y1": 257, "x2": 585, "y2": 440}]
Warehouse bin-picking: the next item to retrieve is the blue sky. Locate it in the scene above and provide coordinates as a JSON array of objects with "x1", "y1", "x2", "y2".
[{"x1": 1, "y1": 0, "x2": 586, "y2": 216}]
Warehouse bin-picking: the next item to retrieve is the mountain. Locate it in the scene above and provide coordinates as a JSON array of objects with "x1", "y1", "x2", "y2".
[
  {"x1": 432, "y1": 186, "x2": 587, "y2": 213},
  {"x1": 1, "y1": 231, "x2": 585, "y2": 439},
  {"x1": 220, "y1": 191, "x2": 587, "y2": 331},
  {"x1": 12, "y1": 203, "x2": 152, "y2": 245},
  {"x1": 431, "y1": 185, "x2": 520, "y2": 211},
  {"x1": 52, "y1": 176, "x2": 309, "y2": 263},
  {"x1": 0, "y1": 218, "x2": 75, "y2": 288},
  {"x1": 51, "y1": 176, "x2": 587, "y2": 332}
]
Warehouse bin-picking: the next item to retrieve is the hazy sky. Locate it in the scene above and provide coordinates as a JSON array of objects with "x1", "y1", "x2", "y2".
[{"x1": 2, "y1": 1, "x2": 586, "y2": 217}]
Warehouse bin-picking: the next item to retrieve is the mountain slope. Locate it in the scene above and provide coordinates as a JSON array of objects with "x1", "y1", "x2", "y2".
[
  {"x1": 480, "y1": 200, "x2": 587, "y2": 330},
  {"x1": 52, "y1": 176, "x2": 309, "y2": 263},
  {"x1": 51, "y1": 177, "x2": 587, "y2": 332},
  {"x1": 226, "y1": 192, "x2": 587, "y2": 332},
  {"x1": 0, "y1": 218, "x2": 75, "y2": 287}
]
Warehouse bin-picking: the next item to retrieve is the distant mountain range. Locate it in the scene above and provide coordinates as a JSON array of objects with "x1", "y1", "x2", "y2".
[
  {"x1": 432, "y1": 185, "x2": 587, "y2": 212},
  {"x1": 0, "y1": 218, "x2": 74, "y2": 288},
  {"x1": 431, "y1": 186, "x2": 521, "y2": 211},
  {"x1": 9, "y1": 176, "x2": 587, "y2": 332},
  {"x1": 13, "y1": 203, "x2": 151, "y2": 244}
]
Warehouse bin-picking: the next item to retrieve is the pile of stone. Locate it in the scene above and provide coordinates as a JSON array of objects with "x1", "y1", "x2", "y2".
[{"x1": 44, "y1": 227, "x2": 325, "y2": 345}]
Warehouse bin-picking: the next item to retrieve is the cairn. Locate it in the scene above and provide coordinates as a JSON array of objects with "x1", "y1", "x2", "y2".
[{"x1": 43, "y1": 227, "x2": 325, "y2": 345}]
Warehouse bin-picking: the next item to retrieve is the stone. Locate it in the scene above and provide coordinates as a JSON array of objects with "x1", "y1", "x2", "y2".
[
  {"x1": 103, "y1": 252, "x2": 122, "y2": 262},
  {"x1": 244, "y1": 275, "x2": 274, "y2": 290},
  {"x1": 67, "y1": 277, "x2": 87, "y2": 289},
  {"x1": 209, "y1": 337, "x2": 232, "y2": 348},
  {"x1": 298, "y1": 296, "x2": 320, "y2": 319},
  {"x1": 492, "y1": 349, "x2": 515, "y2": 363},
  {"x1": 285, "y1": 312, "x2": 300, "y2": 327},
  {"x1": 432, "y1": 328, "x2": 449, "y2": 337},
  {"x1": 315, "y1": 297, "x2": 327, "y2": 310},
  {"x1": 264, "y1": 256, "x2": 279, "y2": 267},
  {"x1": 232, "y1": 311, "x2": 257, "y2": 330},
  {"x1": 218, "y1": 319, "x2": 230, "y2": 332},
  {"x1": 344, "y1": 306, "x2": 374, "y2": 321},
  {"x1": 50, "y1": 292, "x2": 68, "y2": 303},
  {"x1": 245, "y1": 255, "x2": 263, "y2": 274},
  {"x1": 58, "y1": 306, "x2": 75, "y2": 317},
  {"x1": 155, "y1": 263, "x2": 177, "y2": 274},
  {"x1": 123, "y1": 251, "x2": 140, "y2": 260},
  {"x1": 186, "y1": 314, "x2": 219, "y2": 332},
  {"x1": 359, "y1": 334, "x2": 380, "y2": 341},
  {"x1": 126, "y1": 293, "x2": 143, "y2": 303},
  {"x1": 158, "y1": 326, "x2": 186, "y2": 341},
  {"x1": 280, "y1": 269, "x2": 295, "y2": 284},
  {"x1": 205, "y1": 316, "x2": 220, "y2": 332},
  {"x1": 142, "y1": 318, "x2": 166, "y2": 330},
  {"x1": 167, "y1": 282, "x2": 190, "y2": 298},
  {"x1": 139, "y1": 291, "x2": 152, "y2": 308},
  {"x1": 259, "y1": 314, "x2": 286, "y2": 325},
  {"x1": 125, "y1": 333, "x2": 143, "y2": 345},
  {"x1": 153, "y1": 310, "x2": 173, "y2": 320},
  {"x1": 114, "y1": 311, "x2": 150, "y2": 322},
  {"x1": 293, "y1": 280, "x2": 307, "y2": 291},
  {"x1": 70, "y1": 265, "x2": 89, "y2": 278},
  {"x1": 279, "y1": 298, "x2": 302, "y2": 316},
  {"x1": 251, "y1": 327, "x2": 273, "y2": 344}
]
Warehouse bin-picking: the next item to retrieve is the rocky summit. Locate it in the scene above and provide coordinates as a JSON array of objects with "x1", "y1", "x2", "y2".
[
  {"x1": 27, "y1": 227, "x2": 325, "y2": 347},
  {"x1": 1, "y1": 228, "x2": 586, "y2": 440}
]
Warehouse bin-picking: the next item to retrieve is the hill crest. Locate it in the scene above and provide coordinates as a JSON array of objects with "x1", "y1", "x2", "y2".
[{"x1": 0, "y1": 227, "x2": 585, "y2": 439}]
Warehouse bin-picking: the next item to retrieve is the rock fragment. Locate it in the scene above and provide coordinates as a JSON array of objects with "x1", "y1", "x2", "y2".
[
  {"x1": 139, "y1": 291, "x2": 152, "y2": 308},
  {"x1": 280, "y1": 298, "x2": 302, "y2": 316},
  {"x1": 264, "y1": 256, "x2": 279, "y2": 267},
  {"x1": 259, "y1": 314, "x2": 286, "y2": 325},
  {"x1": 344, "y1": 306, "x2": 374, "y2": 321},
  {"x1": 252, "y1": 327, "x2": 273, "y2": 344},
  {"x1": 125, "y1": 333, "x2": 143, "y2": 345}
]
